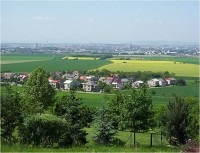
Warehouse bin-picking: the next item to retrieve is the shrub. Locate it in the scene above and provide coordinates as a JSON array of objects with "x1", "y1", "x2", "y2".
[{"x1": 19, "y1": 114, "x2": 73, "y2": 148}]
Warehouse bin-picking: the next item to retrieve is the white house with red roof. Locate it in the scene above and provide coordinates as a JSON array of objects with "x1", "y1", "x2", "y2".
[{"x1": 49, "y1": 78, "x2": 59, "y2": 88}]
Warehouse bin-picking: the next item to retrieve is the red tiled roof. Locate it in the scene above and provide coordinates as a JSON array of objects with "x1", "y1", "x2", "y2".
[
  {"x1": 165, "y1": 78, "x2": 175, "y2": 80},
  {"x1": 51, "y1": 80, "x2": 59, "y2": 83}
]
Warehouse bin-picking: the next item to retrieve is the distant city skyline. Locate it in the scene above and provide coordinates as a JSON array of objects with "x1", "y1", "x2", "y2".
[{"x1": 1, "y1": 1, "x2": 199, "y2": 44}]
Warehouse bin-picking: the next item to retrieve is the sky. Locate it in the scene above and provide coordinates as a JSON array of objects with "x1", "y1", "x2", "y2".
[{"x1": 1, "y1": 0, "x2": 199, "y2": 44}]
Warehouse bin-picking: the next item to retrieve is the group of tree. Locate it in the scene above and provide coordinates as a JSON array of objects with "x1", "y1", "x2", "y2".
[
  {"x1": 86, "y1": 69, "x2": 174, "y2": 81},
  {"x1": 1, "y1": 67, "x2": 94, "y2": 147},
  {"x1": 93, "y1": 85, "x2": 155, "y2": 145},
  {"x1": 1, "y1": 67, "x2": 199, "y2": 149}
]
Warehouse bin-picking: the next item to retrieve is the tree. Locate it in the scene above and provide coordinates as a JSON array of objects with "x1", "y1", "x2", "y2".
[
  {"x1": 54, "y1": 90, "x2": 83, "y2": 124},
  {"x1": 175, "y1": 79, "x2": 186, "y2": 86},
  {"x1": 93, "y1": 102, "x2": 117, "y2": 145},
  {"x1": 185, "y1": 97, "x2": 199, "y2": 142},
  {"x1": 24, "y1": 67, "x2": 56, "y2": 114},
  {"x1": 123, "y1": 85, "x2": 155, "y2": 132},
  {"x1": 54, "y1": 90, "x2": 87, "y2": 145},
  {"x1": 108, "y1": 91, "x2": 126, "y2": 130},
  {"x1": 1, "y1": 86, "x2": 22, "y2": 144},
  {"x1": 160, "y1": 95, "x2": 192, "y2": 145},
  {"x1": 116, "y1": 85, "x2": 155, "y2": 145},
  {"x1": 104, "y1": 84, "x2": 112, "y2": 93}
]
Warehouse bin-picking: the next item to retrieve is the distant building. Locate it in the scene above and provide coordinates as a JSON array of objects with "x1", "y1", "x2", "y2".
[
  {"x1": 112, "y1": 80, "x2": 124, "y2": 90},
  {"x1": 148, "y1": 78, "x2": 159, "y2": 87},
  {"x1": 72, "y1": 71, "x2": 79, "y2": 77},
  {"x1": 64, "y1": 80, "x2": 73, "y2": 90},
  {"x1": 132, "y1": 81, "x2": 144, "y2": 88},
  {"x1": 49, "y1": 80, "x2": 59, "y2": 88},
  {"x1": 82, "y1": 81, "x2": 99, "y2": 92},
  {"x1": 121, "y1": 78, "x2": 129, "y2": 85},
  {"x1": 158, "y1": 78, "x2": 167, "y2": 86},
  {"x1": 165, "y1": 78, "x2": 176, "y2": 85}
]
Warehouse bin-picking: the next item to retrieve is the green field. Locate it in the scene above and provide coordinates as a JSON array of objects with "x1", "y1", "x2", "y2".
[
  {"x1": 1, "y1": 54, "x2": 53, "y2": 60},
  {"x1": 112, "y1": 55, "x2": 200, "y2": 65},
  {"x1": 1, "y1": 54, "x2": 112, "y2": 72},
  {"x1": 1, "y1": 84, "x2": 198, "y2": 108},
  {"x1": 1, "y1": 54, "x2": 199, "y2": 78}
]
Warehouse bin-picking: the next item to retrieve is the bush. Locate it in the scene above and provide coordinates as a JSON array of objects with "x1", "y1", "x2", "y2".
[
  {"x1": 19, "y1": 114, "x2": 73, "y2": 148},
  {"x1": 176, "y1": 79, "x2": 186, "y2": 86}
]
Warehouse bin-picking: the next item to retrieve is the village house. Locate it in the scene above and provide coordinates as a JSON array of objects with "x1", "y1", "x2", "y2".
[
  {"x1": 165, "y1": 77, "x2": 176, "y2": 85},
  {"x1": 121, "y1": 78, "x2": 129, "y2": 85},
  {"x1": 112, "y1": 79, "x2": 124, "y2": 90},
  {"x1": 72, "y1": 71, "x2": 79, "y2": 77},
  {"x1": 2, "y1": 73, "x2": 15, "y2": 79},
  {"x1": 79, "y1": 76, "x2": 87, "y2": 82},
  {"x1": 132, "y1": 80, "x2": 144, "y2": 88},
  {"x1": 82, "y1": 81, "x2": 99, "y2": 92},
  {"x1": 64, "y1": 80, "x2": 73, "y2": 90},
  {"x1": 17, "y1": 74, "x2": 29, "y2": 82},
  {"x1": 64, "y1": 79, "x2": 80, "y2": 90},
  {"x1": 86, "y1": 76, "x2": 99, "y2": 83},
  {"x1": 148, "y1": 78, "x2": 159, "y2": 87},
  {"x1": 49, "y1": 79, "x2": 59, "y2": 88},
  {"x1": 104, "y1": 77, "x2": 113, "y2": 85},
  {"x1": 158, "y1": 78, "x2": 167, "y2": 86},
  {"x1": 62, "y1": 73, "x2": 74, "y2": 80},
  {"x1": 98, "y1": 77, "x2": 106, "y2": 82}
]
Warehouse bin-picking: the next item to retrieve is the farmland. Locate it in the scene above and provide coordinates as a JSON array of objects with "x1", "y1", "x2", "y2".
[
  {"x1": 1, "y1": 54, "x2": 199, "y2": 77},
  {"x1": 98, "y1": 60, "x2": 199, "y2": 77},
  {"x1": 1, "y1": 54, "x2": 53, "y2": 64},
  {"x1": 112, "y1": 55, "x2": 199, "y2": 65},
  {"x1": 0, "y1": 54, "x2": 112, "y2": 73},
  {"x1": 62, "y1": 56, "x2": 100, "y2": 60}
]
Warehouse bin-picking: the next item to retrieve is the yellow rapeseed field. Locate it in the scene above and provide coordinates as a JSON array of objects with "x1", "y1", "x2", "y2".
[{"x1": 98, "y1": 60, "x2": 199, "y2": 77}]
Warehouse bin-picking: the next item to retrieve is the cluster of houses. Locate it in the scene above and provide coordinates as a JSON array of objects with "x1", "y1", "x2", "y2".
[
  {"x1": 1, "y1": 72, "x2": 30, "y2": 85},
  {"x1": 1, "y1": 71, "x2": 176, "y2": 92},
  {"x1": 48, "y1": 71, "x2": 176, "y2": 92}
]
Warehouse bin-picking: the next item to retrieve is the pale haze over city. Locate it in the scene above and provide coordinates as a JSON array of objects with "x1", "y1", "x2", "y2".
[{"x1": 1, "y1": 0, "x2": 199, "y2": 44}]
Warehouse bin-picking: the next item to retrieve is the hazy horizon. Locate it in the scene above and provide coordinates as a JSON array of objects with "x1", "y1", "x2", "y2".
[{"x1": 1, "y1": 1, "x2": 199, "y2": 44}]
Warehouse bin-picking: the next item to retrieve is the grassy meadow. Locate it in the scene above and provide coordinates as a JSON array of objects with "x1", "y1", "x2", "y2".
[
  {"x1": 2, "y1": 127, "x2": 179, "y2": 152},
  {"x1": 1, "y1": 84, "x2": 198, "y2": 108},
  {"x1": 98, "y1": 60, "x2": 199, "y2": 77}
]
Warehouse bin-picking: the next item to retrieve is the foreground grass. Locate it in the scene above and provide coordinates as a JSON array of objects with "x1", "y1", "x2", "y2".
[
  {"x1": 2, "y1": 128, "x2": 179, "y2": 152},
  {"x1": 1, "y1": 144, "x2": 179, "y2": 152}
]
